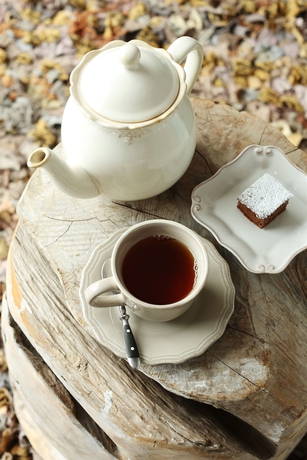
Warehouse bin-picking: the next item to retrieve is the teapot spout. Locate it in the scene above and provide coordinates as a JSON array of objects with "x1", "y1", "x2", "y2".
[{"x1": 27, "y1": 148, "x2": 100, "y2": 199}]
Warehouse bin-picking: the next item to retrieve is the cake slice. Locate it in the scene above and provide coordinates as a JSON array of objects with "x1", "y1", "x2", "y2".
[{"x1": 237, "y1": 173, "x2": 293, "y2": 229}]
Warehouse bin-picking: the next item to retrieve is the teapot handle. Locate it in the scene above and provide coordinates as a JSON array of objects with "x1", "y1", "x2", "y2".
[{"x1": 167, "y1": 37, "x2": 203, "y2": 95}]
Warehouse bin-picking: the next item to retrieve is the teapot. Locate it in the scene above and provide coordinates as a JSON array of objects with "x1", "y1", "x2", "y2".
[{"x1": 27, "y1": 37, "x2": 203, "y2": 201}]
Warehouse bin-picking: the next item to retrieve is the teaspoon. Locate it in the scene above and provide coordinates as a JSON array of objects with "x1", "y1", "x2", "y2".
[{"x1": 102, "y1": 259, "x2": 140, "y2": 369}]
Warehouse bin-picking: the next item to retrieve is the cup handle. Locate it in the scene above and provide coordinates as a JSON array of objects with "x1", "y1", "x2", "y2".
[
  {"x1": 85, "y1": 276, "x2": 125, "y2": 308},
  {"x1": 167, "y1": 36, "x2": 203, "y2": 95}
]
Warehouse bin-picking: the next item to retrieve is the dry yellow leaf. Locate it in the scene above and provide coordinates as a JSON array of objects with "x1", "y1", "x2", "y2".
[
  {"x1": 39, "y1": 59, "x2": 69, "y2": 80},
  {"x1": 90, "y1": 15, "x2": 100, "y2": 30},
  {"x1": 271, "y1": 120, "x2": 292, "y2": 137},
  {"x1": 41, "y1": 99, "x2": 64, "y2": 110},
  {"x1": 103, "y1": 14, "x2": 114, "y2": 39},
  {"x1": 87, "y1": 0, "x2": 102, "y2": 12},
  {"x1": 207, "y1": 12, "x2": 229, "y2": 27},
  {"x1": 203, "y1": 51, "x2": 218, "y2": 65},
  {"x1": 299, "y1": 43, "x2": 307, "y2": 59},
  {"x1": 258, "y1": 3, "x2": 278, "y2": 20},
  {"x1": 288, "y1": 64, "x2": 307, "y2": 85},
  {"x1": 233, "y1": 76, "x2": 248, "y2": 87},
  {"x1": 29, "y1": 119, "x2": 56, "y2": 147},
  {"x1": 286, "y1": 0, "x2": 301, "y2": 19},
  {"x1": 15, "y1": 52, "x2": 33, "y2": 65},
  {"x1": 278, "y1": 94, "x2": 304, "y2": 112},
  {"x1": 255, "y1": 60, "x2": 273, "y2": 73},
  {"x1": 136, "y1": 27, "x2": 160, "y2": 48},
  {"x1": 232, "y1": 58, "x2": 252, "y2": 77},
  {"x1": 35, "y1": 28, "x2": 61, "y2": 44},
  {"x1": 200, "y1": 64, "x2": 213, "y2": 77},
  {"x1": 215, "y1": 99, "x2": 227, "y2": 105},
  {"x1": 109, "y1": 13, "x2": 125, "y2": 29},
  {"x1": 0, "y1": 48, "x2": 7, "y2": 64},
  {"x1": 237, "y1": 0, "x2": 256, "y2": 14},
  {"x1": 149, "y1": 16, "x2": 164, "y2": 28},
  {"x1": 189, "y1": 0, "x2": 211, "y2": 6},
  {"x1": 0, "y1": 349, "x2": 7, "y2": 373},
  {"x1": 40, "y1": 59, "x2": 55, "y2": 71},
  {"x1": 247, "y1": 75, "x2": 262, "y2": 90},
  {"x1": 254, "y1": 69, "x2": 270, "y2": 81},
  {"x1": 128, "y1": 2, "x2": 148, "y2": 20},
  {"x1": 270, "y1": 56, "x2": 292, "y2": 72},
  {"x1": 75, "y1": 40, "x2": 94, "y2": 58},
  {"x1": 21, "y1": 30, "x2": 34, "y2": 45},
  {"x1": 186, "y1": 8, "x2": 204, "y2": 31},
  {"x1": 213, "y1": 77, "x2": 225, "y2": 87},
  {"x1": 69, "y1": 0, "x2": 86, "y2": 10},
  {"x1": 11, "y1": 445, "x2": 31, "y2": 458},
  {"x1": 52, "y1": 10, "x2": 71, "y2": 26},
  {"x1": 287, "y1": 22, "x2": 304, "y2": 46},
  {"x1": 42, "y1": 18, "x2": 53, "y2": 26},
  {"x1": 0, "y1": 210, "x2": 12, "y2": 224},
  {"x1": 258, "y1": 87, "x2": 279, "y2": 105},
  {"x1": 166, "y1": 0, "x2": 186, "y2": 5},
  {"x1": 0, "y1": 429, "x2": 14, "y2": 455},
  {"x1": 0, "y1": 387, "x2": 12, "y2": 408},
  {"x1": 19, "y1": 7, "x2": 41, "y2": 24},
  {"x1": 287, "y1": 132, "x2": 303, "y2": 146},
  {"x1": 0, "y1": 238, "x2": 9, "y2": 260}
]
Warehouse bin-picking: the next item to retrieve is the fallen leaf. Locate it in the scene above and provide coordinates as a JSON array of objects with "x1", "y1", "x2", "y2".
[
  {"x1": 0, "y1": 238, "x2": 9, "y2": 260},
  {"x1": 287, "y1": 131, "x2": 303, "y2": 146}
]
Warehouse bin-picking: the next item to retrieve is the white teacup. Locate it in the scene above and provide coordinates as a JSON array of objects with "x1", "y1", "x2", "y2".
[{"x1": 85, "y1": 220, "x2": 208, "y2": 322}]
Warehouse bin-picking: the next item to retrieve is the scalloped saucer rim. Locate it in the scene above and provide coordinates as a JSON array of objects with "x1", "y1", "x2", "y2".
[{"x1": 79, "y1": 228, "x2": 235, "y2": 365}]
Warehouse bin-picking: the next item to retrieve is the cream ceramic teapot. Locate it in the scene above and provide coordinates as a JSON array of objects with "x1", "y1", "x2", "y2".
[{"x1": 27, "y1": 37, "x2": 203, "y2": 201}]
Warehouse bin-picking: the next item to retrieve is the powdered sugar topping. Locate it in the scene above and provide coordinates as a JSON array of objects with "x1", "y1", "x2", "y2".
[{"x1": 237, "y1": 173, "x2": 293, "y2": 219}]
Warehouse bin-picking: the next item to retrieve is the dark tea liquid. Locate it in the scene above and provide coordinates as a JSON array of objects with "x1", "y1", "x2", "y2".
[{"x1": 122, "y1": 235, "x2": 196, "y2": 305}]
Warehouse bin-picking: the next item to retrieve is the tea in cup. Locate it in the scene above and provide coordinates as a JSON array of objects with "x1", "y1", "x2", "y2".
[{"x1": 85, "y1": 220, "x2": 208, "y2": 322}]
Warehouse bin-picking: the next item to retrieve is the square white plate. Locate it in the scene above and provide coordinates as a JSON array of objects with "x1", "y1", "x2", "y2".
[{"x1": 191, "y1": 145, "x2": 307, "y2": 273}]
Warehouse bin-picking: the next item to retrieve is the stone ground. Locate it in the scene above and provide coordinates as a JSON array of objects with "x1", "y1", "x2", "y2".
[{"x1": 0, "y1": 0, "x2": 307, "y2": 458}]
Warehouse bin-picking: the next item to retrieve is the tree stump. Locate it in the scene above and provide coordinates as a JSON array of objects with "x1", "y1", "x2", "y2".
[{"x1": 4, "y1": 99, "x2": 307, "y2": 459}]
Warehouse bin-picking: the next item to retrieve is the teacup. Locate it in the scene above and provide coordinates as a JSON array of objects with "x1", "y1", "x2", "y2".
[{"x1": 85, "y1": 220, "x2": 208, "y2": 322}]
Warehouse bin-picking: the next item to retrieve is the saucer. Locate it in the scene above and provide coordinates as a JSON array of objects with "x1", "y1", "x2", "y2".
[
  {"x1": 79, "y1": 228, "x2": 235, "y2": 365},
  {"x1": 191, "y1": 145, "x2": 307, "y2": 274}
]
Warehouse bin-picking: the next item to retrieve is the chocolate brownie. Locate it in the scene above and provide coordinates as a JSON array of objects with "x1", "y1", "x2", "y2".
[{"x1": 237, "y1": 173, "x2": 293, "y2": 229}]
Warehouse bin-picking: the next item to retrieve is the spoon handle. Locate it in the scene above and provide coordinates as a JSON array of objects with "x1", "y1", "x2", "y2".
[
  {"x1": 119, "y1": 306, "x2": 140, "y2": 369},
  {"x1": 102, "y1": 258, "x2": 140, "y2": 369}
]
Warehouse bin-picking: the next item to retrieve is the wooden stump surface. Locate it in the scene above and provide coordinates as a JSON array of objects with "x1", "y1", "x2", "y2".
[{"x1": 5, "y1": 99, "x2": 307, "y2": 459}]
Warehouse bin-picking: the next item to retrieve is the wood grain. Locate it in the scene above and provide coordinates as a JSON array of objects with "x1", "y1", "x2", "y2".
[{"x1": 5, "y1": 99, "x2": 307, "y2": 459}]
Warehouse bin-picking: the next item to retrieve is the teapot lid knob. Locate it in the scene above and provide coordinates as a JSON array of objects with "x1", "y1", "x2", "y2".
[{"x1": 120, "y1": 43, "x2": 141, "y2": 69}]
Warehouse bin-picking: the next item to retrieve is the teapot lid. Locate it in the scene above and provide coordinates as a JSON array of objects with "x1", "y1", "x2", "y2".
[{"x1": 73, "y1": 41, "x2": 180, "y2": 123}]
